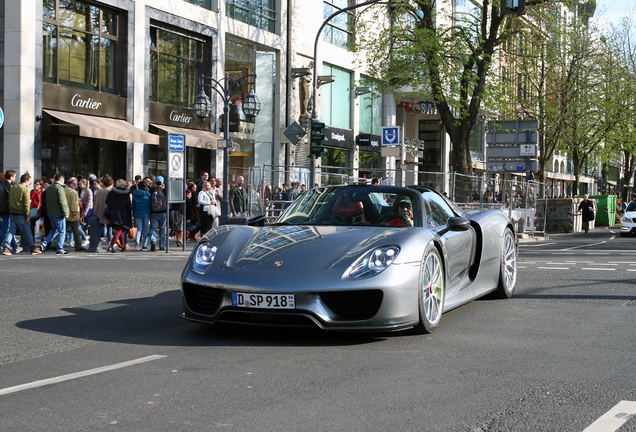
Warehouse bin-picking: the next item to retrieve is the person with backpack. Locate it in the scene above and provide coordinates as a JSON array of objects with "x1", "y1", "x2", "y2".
[
  {"x1": 149, "y1": 176, "x2": 167, "y2": 251},
  {"x1": 132, "y1": 182, "x2": 151, "y2": 250}
]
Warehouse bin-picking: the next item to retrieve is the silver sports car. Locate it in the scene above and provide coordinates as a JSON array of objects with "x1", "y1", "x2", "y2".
[{"x1": 181, "y1": 185, "x2": 517, "y2": 333}]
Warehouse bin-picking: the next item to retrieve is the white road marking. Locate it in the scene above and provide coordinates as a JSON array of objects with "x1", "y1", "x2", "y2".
[
  {"x1": 517, "y1": 266, "x2": 527, "y2": 269},
  {"x1": 537, "y1": 267, "x2": 570, "y2": 270},
  {"x1": 521, "y1": 242, "x2": 556, "y2": 247},
  {"x1": 562, "y1": 241, "x2": 607, "y2": 250},
  {"x1": 610, "y1": 236, "x2": 616, "y2": 240},
  {"x1": 581, "y1": 268, "x2": 616, "y2": 271},
  {"x1": 583, "y1": 400, "x2": 636, "y2": 432},
  {"x1": 627, "y1": 269, "x2": 636, "y2": 272},
  {"x1": 0, "y1": 355, "x2": 166, "y2": 397}
]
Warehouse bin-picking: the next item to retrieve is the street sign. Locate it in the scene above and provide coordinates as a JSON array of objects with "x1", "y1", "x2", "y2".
[
  {"x1": 283, "y1": 121, "x2": 306, "y2": 145},
  {"x1": 487, "y1": 145, "x2": 537, "y2": 159},
  {"x1": 487, "y1": 160, "x2": 538, "y2": 173},
  {"x1": 168, "y1": 135, "x2": 184, "y2": 151},
  {"x1": 486, "y1": 131, "x2": 537, "y2": 144},
  {"x1": 218, "y1": 139, "x2": 227, "y2": 149},
  {"x1": 520, "y1": 144, "x2": 537, "y2": 156},
  {"x1": 381, "y1": 126, "x2": 400, "y2": 146},
  {"x1": 486, "y1": 120, "x2": 537, "y2": 131},
  {"x1": 169, "y1": 152, "x2": 184, "y2": 179}
]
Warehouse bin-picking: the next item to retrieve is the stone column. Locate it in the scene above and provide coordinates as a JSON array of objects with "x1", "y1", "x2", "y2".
[{"x1": 3, "y1": 0, "x2": 37, "y2": 178}]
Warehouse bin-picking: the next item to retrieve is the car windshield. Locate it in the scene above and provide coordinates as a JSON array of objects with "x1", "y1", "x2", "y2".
[
  {"x1": 275, "y1": 186, "x2": 423, "y2": 227},
  {"x1": 627, "y1": 201, "x2": 636, "y2": 212}
]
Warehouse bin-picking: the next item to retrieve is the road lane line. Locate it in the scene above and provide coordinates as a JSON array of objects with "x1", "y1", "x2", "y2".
[
  {"x1": 561, "y1": 241, "x2": 607, "y2": 251},
  {"x1": 537, "y1": 267, "x2": 570, "y2": 270},
  {"x1": 0, "y1": 355, "x2": 167, "y2": 397},
  {"x1": 581, "y1": 268, "x2": 616, "y2": 271},
  {"x1": 583, "y1": 400, "x2": 636, "y2": 432}
]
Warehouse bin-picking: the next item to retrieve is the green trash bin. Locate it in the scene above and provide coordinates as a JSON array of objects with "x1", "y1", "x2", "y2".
[{"x1": 588, "y1": 195, "x2": 616, "y2": 226}]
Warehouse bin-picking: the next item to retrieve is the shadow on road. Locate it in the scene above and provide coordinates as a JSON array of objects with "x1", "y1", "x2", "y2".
[{"x1": 15, "y1": 290, "x2": 386, "y2": 347}]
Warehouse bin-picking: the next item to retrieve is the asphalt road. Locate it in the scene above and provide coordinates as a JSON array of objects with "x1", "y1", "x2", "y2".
[{"x1": 0, "y1": 227, "x2": 635, "y2": 431}]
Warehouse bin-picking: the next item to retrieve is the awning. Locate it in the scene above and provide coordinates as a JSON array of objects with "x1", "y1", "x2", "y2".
[
  {"x1": 44, "y1": 109, "x2": 159, "y2": 145},
  {"x1": 151, "y1": 124, "x2": 221, "y2": 150}
]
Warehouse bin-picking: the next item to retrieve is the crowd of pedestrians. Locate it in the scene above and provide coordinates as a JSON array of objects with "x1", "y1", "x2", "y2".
[{"x1": 1, "y1": 168, "x2": 316, "y2": 257}]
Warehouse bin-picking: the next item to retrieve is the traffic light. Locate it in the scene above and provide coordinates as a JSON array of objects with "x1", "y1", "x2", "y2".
[
  {"x1": 310, "y1": 119, "x2": 328, "y2": 158},
  {"x1": 501, "y1": 0, "x2": 525, "y2": 15}
]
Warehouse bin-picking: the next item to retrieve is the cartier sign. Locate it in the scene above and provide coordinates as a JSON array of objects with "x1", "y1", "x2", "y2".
[
  {"x1": 150, "y1": 102, "x2": 210, "y2": 131},
  {"x1": 43, "y1": 83, "x2": 126, "y2": 119}
]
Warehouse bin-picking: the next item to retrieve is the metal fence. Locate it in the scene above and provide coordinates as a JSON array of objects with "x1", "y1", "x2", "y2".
[{"x1": 244, "y1": 164, "x2": 548, "y2": 234}]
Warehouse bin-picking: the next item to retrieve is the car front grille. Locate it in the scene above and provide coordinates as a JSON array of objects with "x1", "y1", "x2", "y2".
[
  {"x1": 182, "y1": 282, "x2": 224, "y2": 316},
  {"x1": 218, "y1": 311, "x2": 317, "y2": 327},
  {"x1": 320, "y1": 290, "x2": 383, "y2": 321}
]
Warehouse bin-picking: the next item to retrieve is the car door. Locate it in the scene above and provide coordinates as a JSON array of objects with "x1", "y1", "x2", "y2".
[{"x1": 422, "y1": 191, "x2": 476, "y2": 293}]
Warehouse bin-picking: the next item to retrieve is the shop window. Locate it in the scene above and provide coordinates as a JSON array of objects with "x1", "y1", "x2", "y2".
[
  {"x1": 321, "y1": 64, "x2": 351, "y2": 129},
  {"x1": 43, "y1": 0, "x2": 122, "y2": 95},
  {"x1": 147, "y1": 145, "x2": 167, "y2": 179},
  {"x1": 323, "y1": 0, "x2": 353, "y2": 49},
  {"x1": 150, "y1": 27, "x2": 206, "y2": 107},
  {"x1": 358, "y1": 77, "x2": 382, "y2": 136},
  {"x1": 226, "y1": 0, "x2": 276, "y2": 33}
]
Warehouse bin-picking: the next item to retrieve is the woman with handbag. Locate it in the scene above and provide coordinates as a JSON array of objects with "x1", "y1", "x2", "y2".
[
  {"x1": 29, "y1": 179, "x2": 43, "y2": 239},
  {"x1": 197, "y1": 181, "x2": 219, "y2": 234},
  {"x1": 104, "y1": 179, "x2": 132, "y2": 252}
]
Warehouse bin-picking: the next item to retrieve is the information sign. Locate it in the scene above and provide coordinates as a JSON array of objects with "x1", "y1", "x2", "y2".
[{"x1": 381, "y1": 126, "x2": 400, "y2": 146}]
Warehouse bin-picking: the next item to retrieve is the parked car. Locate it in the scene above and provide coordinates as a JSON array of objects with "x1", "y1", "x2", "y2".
[{"x1": 620, "y1": 201, "x2": 636, "y2": 237}]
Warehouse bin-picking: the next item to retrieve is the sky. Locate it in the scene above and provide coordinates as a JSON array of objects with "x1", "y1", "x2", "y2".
[{"x1": 596, "y1": 0, "x2": 632, "y2": 27}]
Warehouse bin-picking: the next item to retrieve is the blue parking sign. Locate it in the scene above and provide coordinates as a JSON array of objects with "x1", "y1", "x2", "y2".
[
  {"x1": 169, "y1": 135, "x2": 185, "y2": 151},
  {"x1": 381, "y1": 126, "x2": 400, "y2": 146}
]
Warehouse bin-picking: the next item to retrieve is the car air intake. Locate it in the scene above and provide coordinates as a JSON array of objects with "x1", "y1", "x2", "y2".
[
  {"x1": 321, "y1": 290, "x2": 383, "y2": 320},
  {"x1": 182, "y1": 282, "x2": 223, "y2": 315}
]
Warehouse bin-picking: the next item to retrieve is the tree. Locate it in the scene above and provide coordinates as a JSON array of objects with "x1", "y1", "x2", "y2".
[
  {"x1": 605, "y1": 14, "x2": 636, "y2": 202},
  {"x1": 354, "y1": 0, "x2": 538, "y2": 177}
]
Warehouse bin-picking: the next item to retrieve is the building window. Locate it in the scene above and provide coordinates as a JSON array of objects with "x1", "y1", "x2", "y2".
[
  {"x1": 323, "y1": 0, "x2": 353, "y2": 49},
  {"x1": 321, "y1": 64, "x2": 351, "y2": 129},
  {"x1": 184, "y1": 0, "x2": 213, "y2": 9},
  {"x1": 226, "y1": 0, "x2": 276, "y2": 33},
  {"x1": 358, "y1": 77, "x2": 382, "y2": 136},
  {"x1": 43, "y1": 0, "x2": 122, "y2": 94},
  {"x1": 149, "y1": 27, "x2": 205, "y2": 107}
]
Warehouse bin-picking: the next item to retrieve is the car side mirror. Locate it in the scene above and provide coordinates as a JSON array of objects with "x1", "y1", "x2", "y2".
[
  {"x1": 447, "y1": 216, "x2": 471, "y2": 232},
  {"x1": 247, "y1": 215, "x2": 266, "y2": 227}
]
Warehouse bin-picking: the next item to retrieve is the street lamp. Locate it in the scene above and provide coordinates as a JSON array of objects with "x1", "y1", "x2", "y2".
[
  {"x1": 193, "y1": 73, "x2": 260, "y2": 225},
  {"x1": 309, "y1": 0, "x2": 383, "y2": 187}
]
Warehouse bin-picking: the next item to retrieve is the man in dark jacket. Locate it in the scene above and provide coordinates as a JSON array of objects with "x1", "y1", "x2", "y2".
[
  {"x1": 149, "y1": 176, "x2": 167, "y2": 251},
  {"x1": 0, "y1": 170, "x2": 20, "y2": 254},
  {"x1": 229, "y1": 176, "x2": 249, "y2": 217},
  {"x1": 40, "y1": 173, "x2": 70, "y2": 255},
  {"x1": 578, "y1": 194, "x2": 596, "y2": 233}
]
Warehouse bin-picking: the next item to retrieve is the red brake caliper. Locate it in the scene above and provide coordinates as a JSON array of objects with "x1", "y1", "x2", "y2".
[{"x1": 429, "y1": 282, "x2": 433, "y2": 294}]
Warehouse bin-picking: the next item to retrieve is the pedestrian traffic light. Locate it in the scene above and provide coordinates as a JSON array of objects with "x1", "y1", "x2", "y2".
[{"x1": 310, "y1": 119, "x2": 328, "y2": 158}]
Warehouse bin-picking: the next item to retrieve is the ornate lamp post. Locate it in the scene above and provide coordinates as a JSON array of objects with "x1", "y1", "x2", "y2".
[{"x1": 193, "y1": 73, "x2": 260, "y2": 225}]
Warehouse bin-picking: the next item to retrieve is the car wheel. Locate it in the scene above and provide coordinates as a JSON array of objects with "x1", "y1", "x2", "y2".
[
  {"x1": 413, "y1": 246, "x2": 445, "y2": 334},
  {"x1": 493, "y1": 227, "x2": 517, "y2": 299}
]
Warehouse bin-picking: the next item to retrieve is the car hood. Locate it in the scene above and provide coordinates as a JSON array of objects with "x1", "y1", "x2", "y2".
[
  {"x1": 624, "y1": 210, "x2": 636, "y2": 219},
  {"x1": 201, "y1": 225, "x2": 416, "y2": 271}
]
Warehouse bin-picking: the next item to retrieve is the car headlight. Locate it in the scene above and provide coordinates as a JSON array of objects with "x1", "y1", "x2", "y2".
[
  {"x1": 622, "y1": 216, "x2": 631, "y2": 223},
  {"x1": 347, "y1": 246, "x2": 400, "y2": 278},
  {"x1": 192, "y1": 242, "x2": 217, "y2": 274}
]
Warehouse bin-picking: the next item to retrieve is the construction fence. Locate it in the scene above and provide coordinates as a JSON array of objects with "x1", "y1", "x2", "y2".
[{"x1": 245, "y1": 164, "x2": 549, "y2": 235}]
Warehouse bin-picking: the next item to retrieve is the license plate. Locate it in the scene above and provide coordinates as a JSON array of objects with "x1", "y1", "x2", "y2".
[{"x1": 232, "y1": 292, "x2": 295, "y2": 309}]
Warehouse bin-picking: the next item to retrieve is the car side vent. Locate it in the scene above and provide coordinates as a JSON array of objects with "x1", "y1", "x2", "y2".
[
  {"x1": 321, "y1": 290, "x2": 383, "y2": 320},
  {"x1": 182, "y1": 282, "x2": 224, "y2": 315}
]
